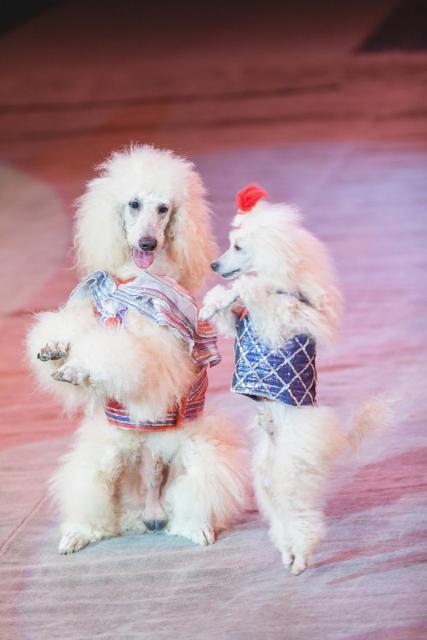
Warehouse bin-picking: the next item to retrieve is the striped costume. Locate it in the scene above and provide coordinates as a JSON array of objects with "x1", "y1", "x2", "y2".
[{"x1": 70, "y1": 271, "x2": 220, "y2": 431}]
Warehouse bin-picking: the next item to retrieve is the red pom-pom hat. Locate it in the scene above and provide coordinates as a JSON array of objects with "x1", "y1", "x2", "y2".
[{"x1": 236, "y1": 184, "x2": 268, "y2": 213}]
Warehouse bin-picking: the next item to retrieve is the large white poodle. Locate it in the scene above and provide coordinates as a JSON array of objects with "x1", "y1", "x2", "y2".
[
  {"x1": 27, "y1": 145, "x2": 248, "y2": 554},
  {"x1": 200, "y1": 185, "x2": 391, "y2": 574}
]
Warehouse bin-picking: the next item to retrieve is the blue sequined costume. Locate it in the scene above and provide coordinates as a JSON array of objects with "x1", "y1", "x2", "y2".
[{"x1": 231, "y1": 313, "x2": 316, "y2": 407}]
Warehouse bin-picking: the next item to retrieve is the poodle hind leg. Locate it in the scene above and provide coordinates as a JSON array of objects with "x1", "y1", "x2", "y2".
[
  {"x1": 254, "y1": 469, "x2": 294, "y2": 568},
  {"x1": 263, "y1": 473, "x2": 325, "y2": 574},
  {"x1": 287, "y1": 508, "x2": 325, "y2": 575},
  {"x1": 164, "y1": 415, "x2": 249, "y2": 546},
  {"x1": 272, "y1": 457, "x2": 327, "y2": 575},
  {"x1": 51, "y1": 420, "x2": 137, "y2": 554},
  {"x1": 255, "y1": 404, "x2": 329, "y2": 574},
  {"x1": 268, "y1": 514, "x2": 295, "y2": 568},
  {"x1": 252, "y1": 425, "x2": 294, "y2": 568}
]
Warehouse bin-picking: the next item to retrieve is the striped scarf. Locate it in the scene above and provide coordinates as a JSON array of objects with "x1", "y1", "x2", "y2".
[{"x1": 70, "y1": 271, "x2": 220, "y2": 430}]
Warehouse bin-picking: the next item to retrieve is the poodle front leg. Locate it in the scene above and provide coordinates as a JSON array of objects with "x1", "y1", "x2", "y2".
[
  {"x1": 199, "y1": 284, "x2": 237, "y2": 320},
  {"x1": 200, "y1": 283, "x2": 243, "y2": 337},
  {"x1": 27, "y1": 305, "x2": 95, "y2": 411},
  {"x1": 51, "y1": 324, "x2": 147, "y2": 404}
]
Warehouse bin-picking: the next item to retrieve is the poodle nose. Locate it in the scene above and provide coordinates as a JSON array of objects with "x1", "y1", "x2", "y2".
[
  {"x1": 139, "y1": 237, "x2": 158, "y2": 252},
  {"x1": 210, "y1": 261, "x2": 220, "y2": 272},
  {"x1": 144, "y1": 519, "x2": 168, "y2": 532}
]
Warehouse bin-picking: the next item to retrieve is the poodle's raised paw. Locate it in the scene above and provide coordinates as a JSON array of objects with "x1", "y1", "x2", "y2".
[
  {"x1": 200, "y1": 284, "x2": 238, "y2": 321},
  {"x1": 37, "y1": 341, "x2": 69, "y2": 362},
  {"x1": 52, "y1": 363, "x2": 89, "y2": 385},
  {"x1": 199, "y1": 304, "x2": 218, "y2": 321},
  {"x1": 199, "y1": 298, "x2": 238, "y2": 321}
]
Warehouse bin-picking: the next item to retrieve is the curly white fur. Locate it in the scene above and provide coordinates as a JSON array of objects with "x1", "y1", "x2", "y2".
[
  {"x1": 26, "y1": 145, "x2": 249, "y2": 554},
  {"x1": 201, "y1": 199, "x2": 391, "y2": 574},
  {"x1": 74, "y1": 144, "x2": 217, "y2": 291}
]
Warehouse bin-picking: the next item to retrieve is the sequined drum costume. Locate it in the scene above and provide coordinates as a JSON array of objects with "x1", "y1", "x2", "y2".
[
  {"x1": 231, "y1": 312, "x2": 316, "y2": 407},
  {"x1": 70, "y1": 271, "x2": 220, "y2": 430}
]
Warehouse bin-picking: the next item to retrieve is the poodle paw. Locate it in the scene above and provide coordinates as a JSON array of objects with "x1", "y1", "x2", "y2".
[
  {"x1": 120, "y1": 510, "x2": 148, "y2": 535},
  {"x1": 290, "y1": 554, "x2": 308, "y2": 576},
  {"x1": 280, "y1": 549, "x2": 294, "y2": 568},
  {"x1": 52, "y1": 364, "x2": 89, "y2": 385},
  {"x1": 58, "y1": 524, "x2": 111, "y2": 554},
  {"x1": 37, "y1": 341, "x2": 69, "y2": 362},
  {"x1": 200, "y1": 284, "x2": 237, "y2": 320},
  {"x1": 58, "y1": 531, "x2": 92, "y2": 555},
  {"x1": 193, "y1": 526, "x2": 216, "y2": 546},
  {"x1": 199, "y1": 304, "x2": 218, "y2": 321},
  {"x1": 167, "y1": 524, "x2": 216, "y2": 546}
]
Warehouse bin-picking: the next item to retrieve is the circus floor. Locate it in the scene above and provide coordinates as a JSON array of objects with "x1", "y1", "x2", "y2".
[{"x1": 0, "y1": 2, "x2": 426, "y2": 638}]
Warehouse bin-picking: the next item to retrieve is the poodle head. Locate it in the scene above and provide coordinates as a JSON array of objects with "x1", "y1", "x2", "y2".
[
  {"x1": 211, "y1": 192, "x2": 342, "y2": 340},
  {"x1": 74, "y1": 145, "x2": 216, "y2": 292},
  {"x1": 211, "y1": 198, "x2": 303, "y2": 284}
]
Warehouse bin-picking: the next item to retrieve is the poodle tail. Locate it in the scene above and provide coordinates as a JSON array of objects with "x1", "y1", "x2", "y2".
[{"x1": 346, "y1": 395, "x2": 394, "y2": 452}]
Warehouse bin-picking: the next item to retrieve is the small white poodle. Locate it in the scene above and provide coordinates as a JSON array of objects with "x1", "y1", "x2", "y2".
[
  {"x1": 27, "y1": 145, "x2": 249, "y2": 554},
  {"x1": 200, "y1": 184, "x2": 391, "y2": 574}
]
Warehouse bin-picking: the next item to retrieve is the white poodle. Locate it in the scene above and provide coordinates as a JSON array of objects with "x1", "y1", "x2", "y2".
[
  {"x1": 200, "y1": 184, "x2": 391, "y2": 575},
  {"x1": 27, "y1": 145, "x2": 249, "y2": 554}
]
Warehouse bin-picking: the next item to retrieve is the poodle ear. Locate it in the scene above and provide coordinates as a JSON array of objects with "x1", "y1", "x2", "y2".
[
  {"x1": 74, "y1": 176, "x2": 128, "y2": 275},
  {"x1": 167, "y1": 168, "x2": 217, "y2": 292}
]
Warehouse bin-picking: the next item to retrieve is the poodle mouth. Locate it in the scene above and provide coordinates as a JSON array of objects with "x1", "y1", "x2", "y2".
[
  {"x1": 132, "y1": 248, "x2": 155, "y2": 269},
  {"x1": 222, "y1": 268, "x2": 241, "y2": 279}
]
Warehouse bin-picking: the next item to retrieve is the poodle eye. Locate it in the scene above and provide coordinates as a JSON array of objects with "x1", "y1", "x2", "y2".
[
  {"x1": 234, "y1": 244, "x2": 242, "y2": 251},
  {"x1": 129, "y1": 199, "x2": 140, "y2": 211},
  {"x1": 158, "y1": 204, "x2": 169, "y2": 215}
]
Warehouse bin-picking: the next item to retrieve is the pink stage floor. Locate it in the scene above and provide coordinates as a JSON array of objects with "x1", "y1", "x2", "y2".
[{"x1": 0, "y1": 2, "x2": 426, "y2": 638}]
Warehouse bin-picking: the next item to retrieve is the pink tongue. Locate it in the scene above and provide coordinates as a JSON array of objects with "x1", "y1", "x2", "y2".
[{"x1": 133, "y1": 249, "x2": 155, "y2": 269}]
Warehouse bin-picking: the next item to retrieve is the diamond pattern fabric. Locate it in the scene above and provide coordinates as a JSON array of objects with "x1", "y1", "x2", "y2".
[{"x1": 231, "y1": 314, "x2": 317, "y2": 406}]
